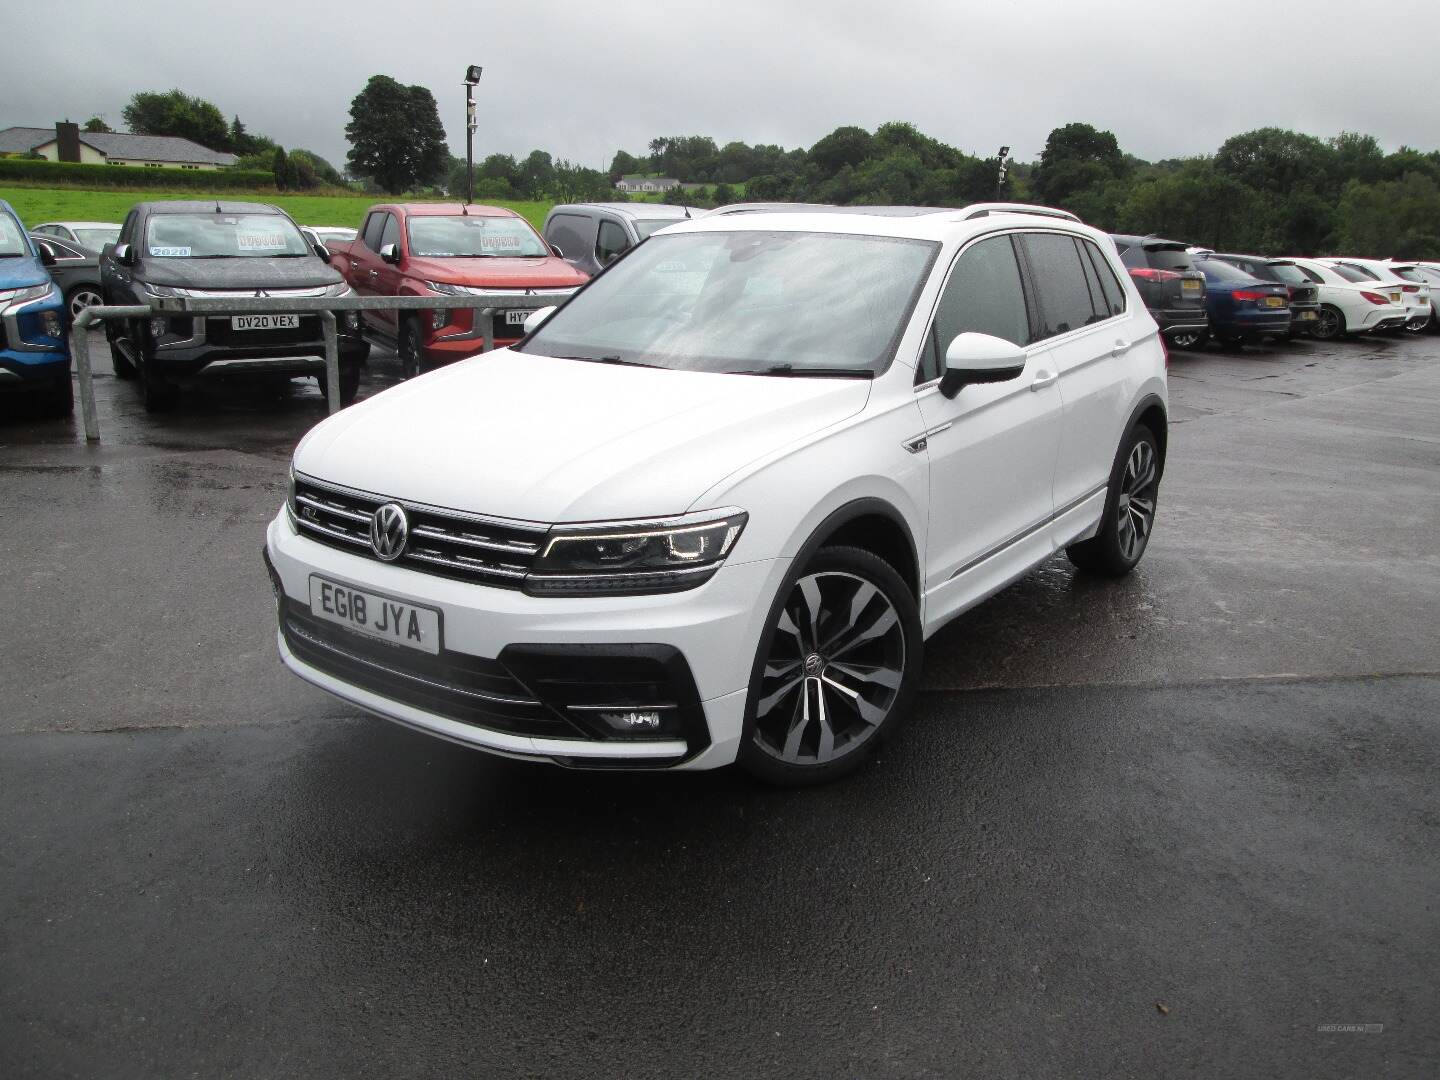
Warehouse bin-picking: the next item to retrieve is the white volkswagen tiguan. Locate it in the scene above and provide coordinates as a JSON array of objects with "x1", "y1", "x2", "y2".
[{"x1": 265, "y1": 203, "x2": 1168, "y2": 784}]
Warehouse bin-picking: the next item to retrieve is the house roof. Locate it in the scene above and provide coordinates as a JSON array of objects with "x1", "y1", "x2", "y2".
[
  {"x1": 617, "y1": 175, "x2": 679, "y2": 184},
  {"x1": 0, "y1": 126, "x2": 237, "y2": 166}
]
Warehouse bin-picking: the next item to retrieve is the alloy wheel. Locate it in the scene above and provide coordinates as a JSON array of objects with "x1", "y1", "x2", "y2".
[
  {"x1": 400, "y1": 323, "x2": 421, "y2": 379},
  {"x1": 1313, "y1": 308, "x2": 1342, "y2": 340},
  {"x1": 1115, "y1": 439, "x2": 1158, "y2": 562},
  {"x1": 68, "y1": 288, "x2": 102, "y2": 321},
  {"x1": 753, "y1": 571, "x2": 906, "y2": 766}
]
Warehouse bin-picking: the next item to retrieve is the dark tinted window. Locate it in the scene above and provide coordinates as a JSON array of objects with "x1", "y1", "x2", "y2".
[
  {"x1": 596, "y1": 219, "x2": 630, "y2": 264},
  {"x1": 1145, "y1": 245, "x2": 1195, "y2": 272},
  {"x1": 1084, "y1": 240, "x2": 1126, "y2": 315},
  {"x1": 1195, "y1": 258, "x2": 1259, "y2": 284},
  {"x1": 360, "y1": 212, "x2": 385, "y2": 252},
  {"x1": 545, "y1": 212, "x2": 592, "y2": 259},
  {"x1": 378, "y1": 213, "x2": 399, "y2": 251},
  {"x1": 1390, "y1": 266, "x2": 1424, "y2": 283},
  {"x1": 1117, "y1": 243, "x2": 1147, "y2": 270},
  {"x1": 1292, "y1": 263, "x2": 1325, "y2": 284},
  {"x1": 930, "y1": 235, "x2": 1030, "y2": 361},
  {"x1": 1264, "y1": 262, "x2": 1310, "y2": 286},
  {"x1": 1330, "y1": 263, "x2": 1376, "y2": 283},
  {"x1": 1020, "y1": 232, "x2": 1102, "y2": 338},
  {"x1": 1075, "y1": 237, "x2": 1109, "y2": 318}
]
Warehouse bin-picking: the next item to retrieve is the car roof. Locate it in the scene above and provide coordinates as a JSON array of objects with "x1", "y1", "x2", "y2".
[
  {"x1": 1211, "y1": 252, "x2": 1290, "y2": 263},
  {"x1": 35, "y1": 220, "x2": 120, "y2": 229},
  {"x1": 140, "y1": 201, "x2": 283, "y2": 215},
  {"x1": 385, "y1": 203, "x2": 519, "y2": 218},
  {"x1": 552, "y1": 202, "x2": 696, "y2": 221},
  {"x1": 1110, "y1": 233, "x2": 1189, "y2": 250},
  {"x1": 657, "y1": 202, "x2": 1100, "y2": 246}
]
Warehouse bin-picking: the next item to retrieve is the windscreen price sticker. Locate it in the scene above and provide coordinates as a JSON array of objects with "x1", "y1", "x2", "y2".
[
  {"x1": 237, "y1": 231, "x2": 288, "y2": 250},
  {"x1": 480, "y1": 235, "x2": 522, "y2": 251},
  {"x1": 150, "y1": 246, "x2": 191, "y2": 257}
]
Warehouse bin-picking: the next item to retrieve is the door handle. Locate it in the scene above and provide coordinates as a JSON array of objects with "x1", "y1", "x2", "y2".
[
  {"x1": 368, "y1": 268, "x2": 379, "y2": 278},
  {"x1": 1030, "y1": 369, "x2": 1058, "y2": 391},
  {"x1": 1111, "y1": 339, "x2": 1132, "y2": 356}
]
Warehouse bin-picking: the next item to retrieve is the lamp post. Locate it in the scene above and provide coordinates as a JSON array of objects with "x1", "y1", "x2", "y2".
[
  {"x1": 463, "y1": 65, "x2": 482, "y2": 204},
  {"x1": 996, "y1": 146, "x2": 1010, "y2": 201}
]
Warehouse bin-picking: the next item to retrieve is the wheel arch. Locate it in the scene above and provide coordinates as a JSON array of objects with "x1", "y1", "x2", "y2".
[
  {"x1": 788, "y1": 496, "x2": 921, "y2": 602},
  {"x1": 1126, "y1": 393, "x2": 1168, "y2": 477}
]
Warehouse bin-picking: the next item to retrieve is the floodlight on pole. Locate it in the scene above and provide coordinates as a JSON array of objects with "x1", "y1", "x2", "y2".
[{"x1": 463, "y1": 66, "x2": 483, "y2": 204}]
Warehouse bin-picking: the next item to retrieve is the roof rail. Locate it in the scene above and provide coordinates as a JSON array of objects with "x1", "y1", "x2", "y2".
[{"x1": 958, "y1": 202, "x2": 1081, "y2": 223}]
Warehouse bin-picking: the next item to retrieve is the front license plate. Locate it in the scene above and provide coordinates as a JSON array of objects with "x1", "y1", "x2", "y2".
[
  {"x1": 1181, "y1": 279, "x2": 1202, "y2": 293},
  {"x1": 503, "y1": 309, "x2": 529, "y2": 327},
  {"x1": 232, "y1": 314, "x2": 300, "y2": 330},
  {"x1": 309, "y1": 576, "x2": 441, "y2": 654},
  {"x1": 1298, "y1": 310, "x2": 1317, "y2": 320},
  {"x1": 1263, "y1": 296, "x2": 1285, "y2": 308}
]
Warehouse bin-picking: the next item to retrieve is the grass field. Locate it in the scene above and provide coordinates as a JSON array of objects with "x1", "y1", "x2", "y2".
[{"x1": 0, "y1": 186, "x2": 554, "y2": 232}]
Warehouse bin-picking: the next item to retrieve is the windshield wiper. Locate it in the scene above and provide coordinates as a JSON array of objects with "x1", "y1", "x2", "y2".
[
  {"x1": 553, "y1": 354, "x2": 657, "y2": 368},
  {"x1": 728, "y1": 364, "x2": 875, "y2": 379}
]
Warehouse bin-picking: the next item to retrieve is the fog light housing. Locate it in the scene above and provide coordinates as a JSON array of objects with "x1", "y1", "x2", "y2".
[
  {"x1": 149, "y1": 316, "x2": 167, "y2": 338},
  {"x1": 40, "y1": 310, "x2": 64, "y2": 338},
  {"x1": 343, "y1": 310, "x2": 361, "y2": 332},
  {"x1": 600, "y1": 709, "x2": 663, "y2": 732},
  {"x1": 430, "y1": 308, "x2": 447, "y2": 331}
]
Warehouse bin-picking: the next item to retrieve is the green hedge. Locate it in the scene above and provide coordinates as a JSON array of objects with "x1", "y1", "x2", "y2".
[{"x1": 0, "y1": 157, "x2": 275, "y2": 190}]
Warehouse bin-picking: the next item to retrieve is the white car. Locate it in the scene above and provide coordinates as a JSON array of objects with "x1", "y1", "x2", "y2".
[
  {"x1": 1283, "y1": 258, "x2": 1410, "y2": 339},
  {"x1": 29, "y1": 220, "x2": 121, "y2": 250},
  {"x1": 1319, "y1": 258, "x2": 1430, "y2": 332},
  {"x1": 1386, "y1": 262, "x2": 1440, "y2": 326},
  {"x1": 265, "y1": 203, "x2": 1168, "y2": 783}
]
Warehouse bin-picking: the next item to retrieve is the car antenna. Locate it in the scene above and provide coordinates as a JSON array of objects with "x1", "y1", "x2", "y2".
[
  {"x1": 461, "y1": 202, "x2": 468, "y2": 216},
  {"x1": 683, "y1": 204, "x2": 692, "y2": 219},
  {"x1": 215, "y1": 200, "x2": 223, "y2": 214}
]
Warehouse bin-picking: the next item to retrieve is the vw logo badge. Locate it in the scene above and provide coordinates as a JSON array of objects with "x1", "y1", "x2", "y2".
[{"x1": 369, "y1": 502, "x2": 409, "y2": 562}]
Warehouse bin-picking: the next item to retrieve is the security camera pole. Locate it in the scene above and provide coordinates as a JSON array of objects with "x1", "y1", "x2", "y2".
[
  {"x1": 463, "y1": 65, "x2": 483, "y2": 204},
  {"x1": 996, "y1": 146, "x2": 1010, "y2": 201}
]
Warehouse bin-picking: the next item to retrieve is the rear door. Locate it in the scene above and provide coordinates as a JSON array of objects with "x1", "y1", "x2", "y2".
[
  {"x1": 1016, "y1": 231, "x2": 1134, "y2": 536},
  {"x1": 351, "y1": 211, "x2": 388, "y2": 332},
  {"x1": 915, "y1": 232, "x2": 1062, "y2": 628}
]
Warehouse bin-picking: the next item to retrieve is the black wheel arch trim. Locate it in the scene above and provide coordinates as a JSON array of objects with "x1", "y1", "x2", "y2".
[
  {"x1": 791, "y1": 496, "x2": 921, "y2": 595},
  {"x1": 1124, "y1": 393, "x2": 1168, "y2": 478}
]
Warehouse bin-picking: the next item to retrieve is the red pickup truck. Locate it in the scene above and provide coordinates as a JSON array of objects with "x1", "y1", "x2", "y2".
[{"x1": 327, "y1": 203, "x2": 588, "y2": 377}]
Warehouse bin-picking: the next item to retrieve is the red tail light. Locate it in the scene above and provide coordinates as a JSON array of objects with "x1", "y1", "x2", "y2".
[
  {"x1": 1401, "y1": 284, "x2": 1420, "y2": 293},
  {"x1": 1360, "y1": 291, "x2": 1391, "y2": 305},
  {"x1": 1232, "y1": 290, "x2": 1269, "y2": 302},
  {"x1": 1129, "y1": 268, "x2": 1181, "y2": 282}
]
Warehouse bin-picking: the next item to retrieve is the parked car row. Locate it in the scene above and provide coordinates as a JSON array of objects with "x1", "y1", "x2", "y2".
[{"x1": 0, "y1": 200, "x2": 73, "y2": 415}]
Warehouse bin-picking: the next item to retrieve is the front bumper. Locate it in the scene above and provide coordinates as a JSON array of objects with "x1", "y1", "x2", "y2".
[
  {"x1": 1, "y1": 286, "x2": 69, "y2": 388},
  {"x1": 147, "y1": 314, "x2": 368, "y2": 378},
  {"x1": 1149, "y1": 306, "x2": 1208, "y2": 335},
  {"x1": 265, "y1": 511, "x2": 783, "y2": 770}
]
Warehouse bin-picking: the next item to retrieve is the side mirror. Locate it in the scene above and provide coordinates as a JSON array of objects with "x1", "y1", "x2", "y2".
[
  {"x1": 549, "y1": 243, "x2": 565, "y2": 259},
  {"x1": 112, "y1": 242, "x2": 134, "y2": 266},
  {"x1": 379, "y1": 242, "x2": 400, "y2": 264},
  {"x1": 313, "y1": 243, "x2": 332, "y2": 263},
  {"x1": 522, "y1": 305, "x2": 557, "y2": 336},
  {"x1": 37, "y1": 241, "x2": 57, "y2": 267},
  {"x1": 938, "y1": 332, "x2": 1027, "y2": 399}
]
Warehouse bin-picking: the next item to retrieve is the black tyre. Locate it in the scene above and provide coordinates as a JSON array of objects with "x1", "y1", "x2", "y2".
[
  {"x1": 142, "y1": 361, "x2": 179, "y2": 412},
  {"x1": 398, "y1": 318, "x2": 423, "y2": 380},
  {"x1": 1311, "y1": 305, "x2": 1346, "y2": 341},
  {"x1": 107, "y1": 321, "x2": 136, "y2": 379},
  {"x1": 1066, "y1": 425, "x2": 1161, "y2": 577},
  {"x1": 1168, "y1": 329, "x2": 1209, "y2": 351},
  {"x1": 319, "y1": 361, "x2": 362, "y2": 406},
  {"x1": 65, "y1": 284, "x2": 103, "y2": 324},
  {"x1": 738, "y1": 545, "x2": 922, "y2": 786}
]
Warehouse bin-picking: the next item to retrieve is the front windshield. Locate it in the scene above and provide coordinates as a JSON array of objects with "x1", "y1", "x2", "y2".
[
  {"x1": 75, "y1": 226, "x2": 120, "y2": 249},
  {"x1": 145, "y1": 213, "x2": 308, "y2": 258},
  {"x1": 519, "y1": 229, "x2": 939, "y2": 375},
  {"x1": 407, "y1": 215, "x2": 547, "y2": 257},
  {"x1": 0, "y1": 213, "x2": 27, "y2": 257}
]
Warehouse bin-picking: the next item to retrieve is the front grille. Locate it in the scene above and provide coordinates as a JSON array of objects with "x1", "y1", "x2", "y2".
[
  {"x1": 292, "y1": 474, "x2": 545, "y2": 590},
  {"x1": 281, "y1": 599, "x2": 585, "y2": 738},
  {"x1": 207, "y1": 315, "x2": 322, "y2": 347}
]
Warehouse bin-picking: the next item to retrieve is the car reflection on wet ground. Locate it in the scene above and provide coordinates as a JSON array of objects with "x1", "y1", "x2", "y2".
[{"x1": 2, "y1": 331, "x2": 1438, "y2": 1078}]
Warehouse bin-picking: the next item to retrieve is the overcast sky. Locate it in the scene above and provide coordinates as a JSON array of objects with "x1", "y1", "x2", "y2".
[{"x1": 6, "y1": 0, "x2": 1432, "y2": 172}]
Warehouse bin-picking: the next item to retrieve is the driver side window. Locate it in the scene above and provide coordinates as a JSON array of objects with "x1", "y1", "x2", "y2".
[
  {"x1": 916, "y1": 234, "x2": 1030, "y2": 385},
  {"x1": 595, "y1": 219, "x2": 630, "y2": 265}
]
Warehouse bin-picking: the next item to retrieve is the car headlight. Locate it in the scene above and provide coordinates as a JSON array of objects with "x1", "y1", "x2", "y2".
[
  {"x1": 525, "y1": 512, "x2": 748, "y2": 596},
  {"x1": 425, "y1": 280, "x2": 467, "y2": 296},
  {"x1": 324, "y1": 282, "x2": 353, "y2": 297},
  {"x1": 142, "y1": 282, "x2": 181, "y2": 298}
]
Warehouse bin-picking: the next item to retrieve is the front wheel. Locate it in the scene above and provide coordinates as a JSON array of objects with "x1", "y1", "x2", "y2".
[
  {"x1": 398, "y1": 318, "x2": 423, "y2": 380},
  {"x1": 739, "y1": 546, "x2": 922, "y2": 786},
  {"x1": 1067, "y1": 425, "x2": 1161, "y2": 577},
  {"x1": 319, "y1": 360, "x2": 361, "y2": 406}
]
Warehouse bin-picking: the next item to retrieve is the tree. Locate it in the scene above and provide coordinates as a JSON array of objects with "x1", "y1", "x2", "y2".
[
  {"x1": 608, "y1": 150, "x2": 645, "y2": 182},
  {"x1": 122, "y1": 90, "x2": 230, "y2": 151},
  {"x1": 345, "y1": 75, "x2": 449, "y2": 194},
  {"x1": 808, "y1": 126, "x2": 873, "y2": 178},
  {"x1": 517, "y1": 150, "x2": 554, "y2": 199},
  {"x1": 1032, "y1": 122, "x2": 1127, "y2": 207},
  {"x1": 83, "y1": 117, "x2": 111, "y2": 133},
  {"x1": 1214, "y1": 128, "x2": 1332, "y2": 198},
  {"x1": 290, "y1": 149, "x2": 342, "y2": 187},
  {"x1": 273, "y1": 146, "x2": 289, "y2": 191},
  {"x1": 1334, "y1": 173, "x2": 1440, "y2": 258}
]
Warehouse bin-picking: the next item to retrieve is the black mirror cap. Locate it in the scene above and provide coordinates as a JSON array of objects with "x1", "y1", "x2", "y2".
[
  {"x1": 37, "y1": 242, "x2": 57, "y2": 267},
  {"x1": 550, "y1": 242, "x2": 565, "y2": 259},
  {"x1": 314, "y1": 243, "x2": 332, "y2": 264},
  {"x1": 938, "y1": 361, "x2": 1026, "y2": 399}
]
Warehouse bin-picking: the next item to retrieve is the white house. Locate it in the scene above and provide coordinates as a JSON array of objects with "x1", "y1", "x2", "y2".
[
  {"x1": 614, "y1": 175, "x2": 681, "y2": 193},
  {"x1": 0, "y1": 122, "x2": 238, "y2": 170}
]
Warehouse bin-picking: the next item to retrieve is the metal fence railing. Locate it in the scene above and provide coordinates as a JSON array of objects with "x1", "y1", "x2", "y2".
[{"x1": 69, "y1": 292, "x2": 565, "y2": 442}]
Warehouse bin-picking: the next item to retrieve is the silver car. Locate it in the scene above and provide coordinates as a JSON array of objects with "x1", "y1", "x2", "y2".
[{"x1": 542, "y1": 203, "x2": 694, "y2": 276}]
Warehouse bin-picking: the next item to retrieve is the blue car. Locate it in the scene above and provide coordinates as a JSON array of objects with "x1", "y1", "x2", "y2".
[
  {"x1": 0, "y1": 199, "x2": 71, "y2": 415},
  {"x1": 1193, "y1": 255, "x2": 1291, "y2": 346}
]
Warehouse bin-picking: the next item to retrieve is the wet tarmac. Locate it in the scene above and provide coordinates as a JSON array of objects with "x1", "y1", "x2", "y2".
[{"x1": 2, "y1": 332, "x2": 1438, "y2": 1077}]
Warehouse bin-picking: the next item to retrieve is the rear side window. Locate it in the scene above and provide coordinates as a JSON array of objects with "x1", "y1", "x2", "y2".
[
  {"x1": 1265, "y1": 263, "x2": 1310, "y2": 286},
  {"x1": 918, "y1": 234, "x2": 1030, "y2": 383},
  {"x1": 1330, "y1": 263, "x2": 1375, "y2": 283},
  {"x1": 361, "y1": 212, "x2": 386, "y2": 252},
  {"x1": 596, "y1": 219, "x2": 630, "y2": 264},
  {"x1": 1019, "y1": 232, "x2": 1104, "y2": 338},
  {"x1": 546, "y1": 213, "x2": 593, "y2": 260},
  {"x1": 1083, "y1": 240, "x2": 1126, "y2": 316},
  {"x1": 1194, "y1": 258, "x2": 1258, "y2": 284},
  {"x1": 1294, "y1": 263, "x2": 1325, "y2": 284},
  {"x1": 378, "y1": 214, "x2": 400, "y2": 252},
  {"x1": 1390, "y1": 267, "x2": 1424, "y2": 283},
  {"x1": 1145, "y1": 246, "x2": 1195, "y2": 272}
]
